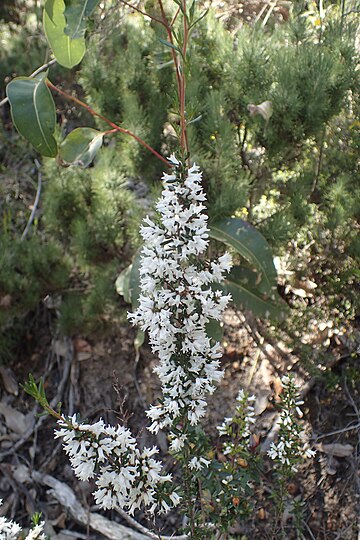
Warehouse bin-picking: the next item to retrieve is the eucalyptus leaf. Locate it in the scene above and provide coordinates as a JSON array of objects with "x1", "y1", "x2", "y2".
[
  {"x1": 115, "y1": 265, "x2": 132, "y2": 304},
  {"x1": 209, "y1": 217, "x2": 277, "y2": 291},
  {"x1": 115, "y1": 251, "x2": 142, "y2": 309},
  {"x1": 43, "y1": 0, "x2": 86, "y2": 68},
  {"x1": 223, "y1": 265, "x2": 288, "y2": 320},
  {"x1": 64, "y1": 0, "x2": 100, "y2": 39},
  {"x1": 59, "y1": 127, "x2": 103, "y2": 167},
  {"x1": 6, "y1": 74, "x2": 57, "y2": 157}
]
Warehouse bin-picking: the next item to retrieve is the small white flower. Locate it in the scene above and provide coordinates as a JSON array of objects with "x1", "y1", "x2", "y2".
[{"x1": 168, "y1": 153, "x2": 180, "y2": 165}]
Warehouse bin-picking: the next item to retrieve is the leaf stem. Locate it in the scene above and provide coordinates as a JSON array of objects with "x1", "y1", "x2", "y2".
[{"x1": 46, "y1": 80, "x2": 171, "y2": 167}]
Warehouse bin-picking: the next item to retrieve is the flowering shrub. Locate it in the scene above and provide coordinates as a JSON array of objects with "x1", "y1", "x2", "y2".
[
  {"x1": 7, "y1": 0, "x2": 316, "y2": 536},
  {"x1": 267, "y1": 375, "x2": 316, "y2": 473},
  {"x1": 19, "y1": 160, "x2": 316, "y2": 538}
]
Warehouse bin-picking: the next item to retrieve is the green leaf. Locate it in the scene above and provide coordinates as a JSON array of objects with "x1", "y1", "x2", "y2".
[
  {"x1": 222, "y1": 266, "x2": 288, "y2": 320},
  {"x1": 115, "y1": 251, "x2": 142, "y2": 308},
  {"x1": 158, "y1": 37, "x2": 182, "y2": 54},
  {"x1": 59, "y1": 127, "x2": 103, "y2": 167},
  {"x1": 209, "y1": 217, "x2": 277, "y2": 291},
  {"x1": 205, "y1": 319, "x2": 224, "y2": 343},
  {"x1": 115, "y1": 265, "x2": 132, "y2": 304},
  {"x1": 6, "y1": 74, "x2": 57, "y2": 157},
  {"x1": 43, "y1": 0, "x2": 86, "y2": 68},
  {"x1": 64, "y1": 0, "x2": 100, "y2": 39},
  {"x1": 134, "y1": 330, "x2": 145, "y2": 351}
]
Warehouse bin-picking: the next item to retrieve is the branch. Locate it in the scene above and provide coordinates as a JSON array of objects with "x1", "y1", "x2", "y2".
[
  {"x1": 46, "y1": 80, "x2": 171, "y2": 167},
  {"x1": 21, "y1": 159, "x2": 42, "y2": 241}
]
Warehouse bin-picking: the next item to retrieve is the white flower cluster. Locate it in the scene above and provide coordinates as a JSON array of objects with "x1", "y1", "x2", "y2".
[
  {"x1": 129, "y1": 155, "x2": 232, "y2": 441},
  {"x1": 267, "y1": 375, "x2": 316, "y2": 472},
  {"x1": 55, "y1": 416, "x2": 180, "y2": 515},
  {"x1": 217, "y1": 389, "x2": 256, "y2": 455},
  {"x1": 0, "y1": 501, "x2": 45, "y2": 540}
]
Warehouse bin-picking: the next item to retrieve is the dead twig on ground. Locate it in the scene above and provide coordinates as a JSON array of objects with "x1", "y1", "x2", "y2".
[{"x1": 31, "y1": 470, "x2": 188, "y2": 540}]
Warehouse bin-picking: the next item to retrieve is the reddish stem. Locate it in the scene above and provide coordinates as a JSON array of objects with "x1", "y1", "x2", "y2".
[
  {"x1": 158, "y1": 0, "x2": 183, "y2": 130},
  {"x1": 46, "y1": 80, "x2": 171, "y2": 167},
  {"x1": 180, "y1": 0, "x2": 189, "y2": 155}
]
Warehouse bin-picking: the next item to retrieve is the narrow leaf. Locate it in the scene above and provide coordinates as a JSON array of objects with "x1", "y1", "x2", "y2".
[
  {"x1": 6, "y1": 74, "x2": 57, "y2": 157},
  {"x1": 43, "y1": 0, "x2": 86, "y2": 68},
  {"x1": 64, "y1": 0, "x2": 100, "y2": 40},
  {"x1": 158, "y1": 37, "x2": 182, "y2": 54},
  {"x1": 134, "y1": 330, "x2": 145, "y2": 351},
  {"x1": 59, "y1": 127, "x2": 103, "y2": 167}
]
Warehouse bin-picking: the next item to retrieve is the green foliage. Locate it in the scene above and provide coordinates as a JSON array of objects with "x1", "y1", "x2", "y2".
[
  {"x1": 79, "y1": 15, "x2": 172, "y2": 179},
  {"x1": 42, "y1": 145, "x2": 142, "y2": 333},
  {"x1": 59, "y1": 127, "x2": 104, "y2": 166},
  {"x1": 43, "y1": 0, "x2": 86, "y2": 68},
  {"x1": 6, "y1": 73, "x2": 57, "y2": 157},
  {"x1": 2, "y1": 0, "x2": 359, "y2": 344},
  {"x1": 63, "y1": 0, "x2": 100, "y2": 40},
  {"x1": 0, "y1": 233, "x2": 70, "y2": 326}
]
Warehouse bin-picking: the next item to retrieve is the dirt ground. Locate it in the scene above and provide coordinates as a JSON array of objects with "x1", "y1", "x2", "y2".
[{"x1": 0, "y1": 304, "x2": 359, "y2": 540}]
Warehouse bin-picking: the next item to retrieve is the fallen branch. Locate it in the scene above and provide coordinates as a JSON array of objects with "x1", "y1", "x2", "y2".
[
  {"x1": 31, "y1": 470, "x2": 188, "y2": 540},
  {"x1": 32, "y1": 470, "x2": 150, "y2": 540}
]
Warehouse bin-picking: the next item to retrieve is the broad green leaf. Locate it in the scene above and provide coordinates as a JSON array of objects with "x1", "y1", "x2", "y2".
[
  {"x1": 115, "y1": 252, "x2": 142, "y2": 308},
  {"x1": 6, "y1": 74, "x2": 57, "y2": 157},
  {"x1": 209, "y1": 217, "x2": 277, "y2": 291},
  {"x1": 205, "y1": 319, "x2": 224, "y2": 343},
  {"x1": 115, "y1": 265, "x2": 132, "y2": 304},
  {"x1": 222, "y1": 266, "x2": 288, "y2": 320},
  {"x1": 64, "y1": 0, "x2": 100, "y2": 39},
  {"x1": 43, "y1": 0, "x2": 86, "y2": 68},
  {"x1": 59, "y1": 127, "x2": 103, "y2": 167},
  {"x1": 134, "y1": 330, "x2": 145, "y2": 351}
]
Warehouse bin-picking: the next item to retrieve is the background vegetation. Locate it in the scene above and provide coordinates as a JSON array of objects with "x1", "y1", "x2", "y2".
[
  {"x1": 1, "y1": 0, "x2": 359, "y2": 361},
  {"x1": 1, "y1": 1, "x2": 360, "y2": 538}
]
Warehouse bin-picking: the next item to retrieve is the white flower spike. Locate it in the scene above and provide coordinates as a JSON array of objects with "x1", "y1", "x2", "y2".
[{"x1": 129, "y1": 158, "x2": 232, "y2": 437}]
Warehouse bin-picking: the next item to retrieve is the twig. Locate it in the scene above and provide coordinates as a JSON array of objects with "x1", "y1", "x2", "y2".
[
  {"x1": 21, "y1": 159, "x2": 42, "y2": 241},
  {"x1": 312, "y1": 422, "x2": 360, "y2": 441},
  {"x1": 0, "y1": 59, "x2": 57, "y2": 108},
  {"x1": 302, "y1": 519, "x2": 317, "y2": 540},
  {"x1": 133, "y1": 349, "x2": 149, "y2": 410},
  {"x1": 115, "y1": 506, "x2": 188, "y2": 540},
  {"x1": 46, "y1": 80, "x2": 170, "y2": 167}
]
